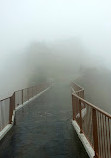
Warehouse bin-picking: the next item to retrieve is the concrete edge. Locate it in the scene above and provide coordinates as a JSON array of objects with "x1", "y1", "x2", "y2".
[
  {"x1": 0, "y1": 86, "x2": 51, "y2": 141},
  {"x1": 72, "y1": 120, "x2": 95, "y2": 158}
]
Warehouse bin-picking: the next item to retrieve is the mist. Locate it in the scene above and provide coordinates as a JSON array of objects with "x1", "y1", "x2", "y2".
[{"x1": 0, "y1": 0, "x2": 111, "y2": 114}]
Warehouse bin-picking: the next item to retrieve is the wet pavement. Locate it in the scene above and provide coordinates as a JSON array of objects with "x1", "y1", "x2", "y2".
[{"x1": 0, "y1": 83, "x2": 89, "y2": 158}]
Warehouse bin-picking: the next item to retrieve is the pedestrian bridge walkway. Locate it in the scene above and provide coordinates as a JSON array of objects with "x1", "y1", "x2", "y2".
[{"x1": 0, "y1": 83, "x2": 88, "y2": 158}]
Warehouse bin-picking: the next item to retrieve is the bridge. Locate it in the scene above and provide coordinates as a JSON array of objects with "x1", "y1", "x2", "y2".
[{"x1": 0, "y1": 82, "x2": 110, "y2": 158}]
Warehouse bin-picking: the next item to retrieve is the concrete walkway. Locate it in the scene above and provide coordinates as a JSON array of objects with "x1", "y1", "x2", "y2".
[{"x1": 0, "y1": 83, "x2": 89, "y2": 158}]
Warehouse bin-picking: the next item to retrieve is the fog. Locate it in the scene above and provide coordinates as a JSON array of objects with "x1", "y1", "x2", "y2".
[
  {"x1": 76, "y1": 67, "x2": 111, "y2": 113},
  {"x1": 0, "y1": 0, "x2": 111, "y2": 113}
]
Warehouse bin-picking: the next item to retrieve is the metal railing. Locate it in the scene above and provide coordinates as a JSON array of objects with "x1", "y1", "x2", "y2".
[
  {"x1": 0, "y1": 83, "x2": 50, "y2": 132},
  {"x1": 72, "y1": 82, "x2": 111, "y2": 158}
]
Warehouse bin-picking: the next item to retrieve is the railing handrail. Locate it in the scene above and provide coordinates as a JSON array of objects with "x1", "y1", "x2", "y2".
[
  {"x1": 0, "y1": 97, "x2": 12, "y2": 102},
  {"x1": 0, "y1": 83, "x2": 49, "y2": 103},
  {"x1": 72, "y1": 82, "x2": 84, "y2": 91},
  {"x1": 72, "y1": 82, "x2": 111, "y2": 158},
  {"x1": 72, "y1": 92, "x2": 111, "y2": 119},
  {"x1": 73, "y1": 89, "x2": 83, "y2": 93},
  {"x1": 0, "y1": 82, "x2": 50, "y2": 135}
]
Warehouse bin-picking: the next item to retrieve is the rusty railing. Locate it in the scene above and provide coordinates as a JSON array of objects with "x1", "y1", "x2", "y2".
[
  {"x1": 72, "y1": 82, "x2": 111, "y2": 158},
  {"x1": 0, "y1": 83, "x2": 50, "y2": 132}
]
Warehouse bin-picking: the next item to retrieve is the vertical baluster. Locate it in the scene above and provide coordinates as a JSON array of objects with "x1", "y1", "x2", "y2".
[
  {"x1": 108, "y1": 118, "x2": 111, "y2": 157},
  {"x1": 102, "y1": 115, "x2": 106, "y2": 158},
  {"x1": 98, "y1": 113, "x2": 102, "y2": 158},
  {"x1": 82, "y1": 90, "x2": 84, "y2": 99},
  {"x1": 92, "y1": 108, "x2": 99, "y2": 158},
  {"x1": 79, "y1": 100, "x2": 83, "y2": 133},
  {"x1": 9, "y1": 92, "x2": 15, "y2": 124},
  {"x1": 72, "y1": 94, "x2": 75, "y2": 120},
  {"x1": 105, "y1": 117, "x2": 109, "y2": 158},
  {"x1": 22, "y1": 89, "x2": 23, "y2": 104}
]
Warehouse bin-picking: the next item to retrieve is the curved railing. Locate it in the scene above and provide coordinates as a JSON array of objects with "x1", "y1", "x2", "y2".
[
  {"x1": 72, "y1": 82, "x2": 111, "y2": 158},
  {"x1": 71, "y1": 82, "x2": 84, "y2": 98},
  {"x1": 0, "y1": 83, "x2": 50, "y2": 133}
]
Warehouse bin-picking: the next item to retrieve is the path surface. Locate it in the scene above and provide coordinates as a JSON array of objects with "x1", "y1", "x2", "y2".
[{"x1": 0, "y1": 83, "x2": 89, "y2": 158}]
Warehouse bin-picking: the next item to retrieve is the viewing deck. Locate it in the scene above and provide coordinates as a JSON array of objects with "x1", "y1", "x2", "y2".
[{"x1": 0, "y1": 83, "x2": 88, "y2": 158}]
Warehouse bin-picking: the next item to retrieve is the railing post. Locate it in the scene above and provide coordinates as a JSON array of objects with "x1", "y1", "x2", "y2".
[
  {"x1": 72, "y1": 94, "x2": 75, "y2": 120},
  {"x1": 92, "y1": 108, "x2": 99, "y2": 158},
  {"x1": 9, "y1": 92, "x2": 15, "y2": 124},
  {"x1": 26, "y1": 88, "x2": 28, "y2": 100},
  {"x1": 22, "y1": 89, "x2": 23, "y2": 104},
  {"x1": 32, "y1": 87, "x2": 33, "y2": 97},
  {"x1": 82, "y1": 90, "x2": 84, "y2": 99},
  {"x1": 79, "y1": 99, "x2": 83, "y2": 133},
  {"x1": 28, "y1": 88, "x2": 29, "y2": 100}
]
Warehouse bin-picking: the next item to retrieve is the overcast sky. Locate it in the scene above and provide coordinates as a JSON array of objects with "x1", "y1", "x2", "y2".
[{"x1": 0, "y1": 0, "x2": 111, "y2": 67}]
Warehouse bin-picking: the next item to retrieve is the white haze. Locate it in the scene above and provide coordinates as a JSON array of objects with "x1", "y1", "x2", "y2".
[{"x1": 0, "y1": 0, "x2": 111, "y2": 101}]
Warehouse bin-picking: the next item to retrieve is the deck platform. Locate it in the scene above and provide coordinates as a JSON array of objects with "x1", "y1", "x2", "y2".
[{"x1": 0, "y1": 83, "x2": 89, "y2": 158}]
